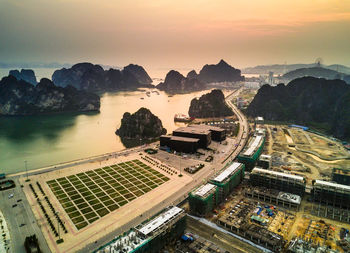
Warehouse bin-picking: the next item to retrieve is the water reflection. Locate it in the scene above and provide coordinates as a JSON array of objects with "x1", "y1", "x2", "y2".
[{"x1": 0, "y1": 112, "x2": 99, "y2": 142}]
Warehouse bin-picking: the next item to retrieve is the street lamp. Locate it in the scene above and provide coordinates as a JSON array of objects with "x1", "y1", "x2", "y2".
[{"x1": 24, "y1": 160, "x2": 29, "y2": 182}]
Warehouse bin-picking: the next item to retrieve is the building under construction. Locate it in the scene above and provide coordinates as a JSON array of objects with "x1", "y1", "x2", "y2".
[
  {"x1": 332, "y1": 168, "x2": 350, "y2": 186},
  {"x1": 250, "y1": 167, "x2": 306, "y2": 196},
  {"x1": 237, "y1": 130, "x2": 265, "y2": 170},
  {"x1": 209, "y1": 162, "x2": 245, "y2": 202},
  {"x1": 188, "y1": 183, "x2": 218, "y2": 217},
  {"x1": 218, "y1": 216, "x2": 285, "y2": 252},
  {"x1": 312, "y1": 180, "x2": 350, "y2": 209},
  {"x1": 244, "y1": 186, "x2": 301, "y2": 211},
  {"x1": 95, "y1": 206, "x2": 186, "y2": 253},
  {"x1": 257, "y1": 154, "x2": 271, "y2": 170}
]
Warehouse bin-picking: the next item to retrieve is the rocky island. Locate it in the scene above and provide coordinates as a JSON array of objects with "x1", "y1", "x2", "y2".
[
  {"x1": 0, "y1": 75, "x2": 100, "y2": 115},
  {"x1": 52, "y1": 62, "x2": 153, "y2": 92},
  {"x1": 156, "y1": 70, "x2": 205, "y2": 94},
  {"x1": 9, "y1": 69, "x2": 37, "y2": 85},
  {"x1": 188, "y1": 59, "x2": 244, "y2": 83},
  {"x1": 246, "y1": 77, "x2": 350, "y2": 140},
  {"x1": 188, "y1": 89, "x2": 234, "y2": 118},
  {"x1": 116, "y1": 108, "x2": 167, "y2": 146}
]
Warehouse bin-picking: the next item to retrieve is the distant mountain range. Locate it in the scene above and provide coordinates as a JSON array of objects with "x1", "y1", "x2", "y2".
[
  {"x1": 0, "y1": 62, "x2": 72, "y2": 69},
  {"x1": 246, "y1": 77, "x2": 350, "y2": 140},
  {"x1": 282, "y1": 67, "x2": 350, "y2": 83},
  {"x1": 0, "y1": 75, "x2": 100, "y2": 115},
  {"x1": 157, "y1": 60, "x2": 244, "y2": 93},
  {"x1": 243, "y1": 63, "x2": 350, "y2": 75},
  {"x1": 52, "y1": 63, "x2": 153, "y2": 92}
]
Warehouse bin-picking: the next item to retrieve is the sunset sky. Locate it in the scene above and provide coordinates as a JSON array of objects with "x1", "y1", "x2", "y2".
[{"x1": 1, "y1": 0, "x2": 349, "y2": 73}]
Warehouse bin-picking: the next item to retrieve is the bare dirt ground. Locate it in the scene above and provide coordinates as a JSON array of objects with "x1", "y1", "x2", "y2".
[{"x1": 265, "y1": 124, "x2": 350, "y2": 181}]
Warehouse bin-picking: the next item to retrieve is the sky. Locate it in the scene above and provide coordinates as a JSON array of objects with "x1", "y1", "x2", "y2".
[{"x1": 0, "y1": 0, "x2": 350, "y2": 74}]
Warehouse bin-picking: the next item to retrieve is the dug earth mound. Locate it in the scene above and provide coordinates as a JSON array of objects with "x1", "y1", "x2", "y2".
[
  {"x1": 116, "y1": 107, "x2": 167, "y2": 147},
  {"x1": 188, "y1": 89, "x2": 234, "y2": 118}
]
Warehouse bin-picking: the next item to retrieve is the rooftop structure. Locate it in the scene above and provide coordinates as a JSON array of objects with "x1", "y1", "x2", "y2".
[
  {"x1": 277, "y1": 192, "x2": 301, "y2": 205},
  {"x1": 174, "y1": 126, "x2": 211, "y2": 135},
  {"x1": 238, "y1": 130, "x2": 266, "y2": 171},
  {"x1": 189, "y1": 124, "x2": 226, "y2": 142},
  {"x1": 210, "y1": 162, "x2": 245, "y2": 202},
  {"x1": 314, "y1": 180, "x2": 350, "y2": 193},
  {"x1": 192, "y1": 183, "x2": 216, "y2": 199},
  {"x1": 95, "y1": 230, "x2": 146, "y2": 253},
  {"x1": 136, "y1": 206, "x2": 184, "y2": 238},
  {"x1": 243, "y1": 135, "x2": 264, "y2": 157},
  {"x1": 161, "y1": 135, "x2": 199, "y2": 143},
  {"x1": 250, "y1": 168, "x2": 306, "y2": 196},
  {"x1": 96, "y1": 206, "x2": 186, "y2": 253},
  {"x1": 189, "y1": 183, "x2": 218, "y2": 217},
  {"x1": 212, "y1": 162, "x2": 243, "y2": 184},
  {"x1": 251, "y1": 168, "x2": 304, "y2": 182},
  {"x1": 189, "y1": 124, "x2": 224, "y2": 132}
]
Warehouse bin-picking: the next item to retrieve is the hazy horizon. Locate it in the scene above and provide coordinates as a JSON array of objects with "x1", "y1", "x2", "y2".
[{"x1": 1, "y1": 0, "x2": 350, "y2": 72}]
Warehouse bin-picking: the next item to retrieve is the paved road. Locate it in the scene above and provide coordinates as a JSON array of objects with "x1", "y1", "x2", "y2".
[
  {"x1": 220, "y1": 88, "x2": 249, "y2": 165},
  {"x1": 0, "y1": 178, "x2": 51, "y2": 253}
]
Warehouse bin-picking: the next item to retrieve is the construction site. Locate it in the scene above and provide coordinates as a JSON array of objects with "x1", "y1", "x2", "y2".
[
  {"x1": 237, "y1": 129, "x2": 265, "y2": 170},
  {"x1": 95, "y1": 206, "x2": 186, "y2": 253},
  {"x1": 181, "y1": 119, "x2": 350, "y2": 253},
  {"x1": 264, "y1": 125, "x2": 350, "y2": 181}
]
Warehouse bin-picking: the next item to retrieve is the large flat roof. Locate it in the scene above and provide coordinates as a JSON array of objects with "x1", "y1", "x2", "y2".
[
  {"x1": 189, "y1": 124, "x2": 225, "y2": 132},
  {"x1": 243, "y1": 135, "x2": 264, "y2": 156},
  {"x1": 315, "y1": 180, "x2": 350, "y2": 192},
  {"x1": 174, "y1": 127, "x2": 210, "y2": 135},
  {"x1": 193, "y1": 183, "x2": 216, "y2": 198},
  {"x1": 170, "y1": 136, "x2": 200, "y2": 142},
  {"x1": 252, "y1": 167, "x2": 304, "y2": 182},
  {"x1": 137, "y1": 206, "x2": 183, "y2": 237},
  {"x1": 213, "y1": 162, "x2": 242, "y2": 183}
]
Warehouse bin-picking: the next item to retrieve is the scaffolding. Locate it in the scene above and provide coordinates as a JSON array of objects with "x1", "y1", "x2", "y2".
[
  {"x1": 188, "y1": 183, "x2": 218, "y2": 217},
  {"x1": 312, "y1": 180, "x2": 350, "y2": 209},
  {"x1": 244, "y1": 186, "x2": 301, "y2": 211},
  {"x1": 210, "y1": 162, "x2": 245, "y2": 202},
  {"x1": 95, "y1": 206, "x2": 186, "y2": 253},
  {"x1": 250, "y1": 167, "x2": 306, "y2": 196},
  {"x1": 238, "y1": 132, "x2": 265, "y2": 171}
]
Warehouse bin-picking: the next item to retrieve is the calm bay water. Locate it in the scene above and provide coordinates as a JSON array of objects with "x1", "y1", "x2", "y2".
[{"x1": 0, "y1": 88, "x2": 212, "y2": 174}]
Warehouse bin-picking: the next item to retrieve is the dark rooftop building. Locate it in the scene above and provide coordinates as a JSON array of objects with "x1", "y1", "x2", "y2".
[
  {"x1": 173, "y1": 127, "x2": 211, "y2": 148},
  {"x1": 160, "y1": 135, "x2": 199, "y2": 153},
  {"x1": 189, "y1": 124, "x2": 226, "y2": 142}
]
